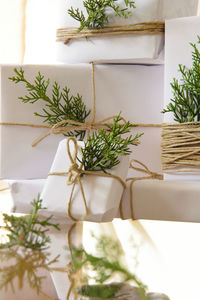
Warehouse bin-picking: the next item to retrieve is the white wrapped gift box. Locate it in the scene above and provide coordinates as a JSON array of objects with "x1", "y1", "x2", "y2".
[
  {"x1": 0, "y1": 64, "x2": 93, "y2": 179},
  {"x1": 23, "y1": 0, "x2": 199, "y2": 64},
  {"x1": 119, "y1": 179, "x2": 200, "y2": 222},
  {"x1": 5, "y1": 177, "x2": 200, "y2": 222},
  {"x1": 7, "y1": 179, "x2": 45, "y2": 213},
  {"x1": 56, "y1": 0, "x2": 199, "y2": 64},
  {"x1": 0, "y1": 64, "x2": 164, "y2": 180},
  {"x1": 56, "y1": 0, "x2": 164, "y2": 64},
  {"x1": 41, "y1": 138, "x2": 129, "y2": 223},
  {"x1": 164, "y1": 16, "x2": 200, "y2": 181}
]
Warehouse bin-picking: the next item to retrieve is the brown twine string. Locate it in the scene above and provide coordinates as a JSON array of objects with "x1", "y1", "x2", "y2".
[
  {"x1": 32, "y1": 116, "x2": 130, "y2": 147},
  {"x1": 162, "y1": 122, "x2": 200, "y2": 173},
  {"x1": 0, "y1": 63, "x2": 161, "y2": 143},
  {"x1": 120, "y1": 159, "x2": 163, "y2": 219},
  {"x1": 56, "y1": 22, "x2": 165, "y2": 44},
  {"x1": 0, "y1": 121, "x2": 161, "y2": 147},
  {"x1": 48, "y1": 137, "x2": 126, "y2": 222}
]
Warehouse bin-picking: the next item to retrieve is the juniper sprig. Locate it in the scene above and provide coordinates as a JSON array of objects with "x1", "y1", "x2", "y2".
[
  {"x1": 162, "y1": 35, "x2": 200, "y2": 123},
  {"x1": 9, "y1": 68, "x2": 91, "y2": 140},
  {"x1": 68, "y1": 0, "x2": 135, "y2": 31},
  {"x1": 0, "y1": 195, "x2": 60, "y2": 251},
  {"x1": 79, "y1": 114, "x2": 142, "y2": 173}
]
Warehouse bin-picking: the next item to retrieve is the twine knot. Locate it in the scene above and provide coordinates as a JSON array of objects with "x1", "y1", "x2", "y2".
[
  {"x1": 119, "y1": 159, "x2": 163, "y2": 220},
  {"x1": 67, "y1": 163, "x2": 83, "y2": 185},
  {"x1": 127, "y1": 159, "x2": 163, "y2": 181}
]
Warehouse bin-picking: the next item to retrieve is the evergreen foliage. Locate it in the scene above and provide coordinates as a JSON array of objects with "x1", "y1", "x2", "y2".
[
  {"x1": 9, "y1": 68, "x2": 91, "y2": 140},
  {"x1": 79, "y1": 114, "x2": 142, "y2": 173},
  {"x1": 0, "y1": 195, "x2": 60, "y2": 251},
  {"x1": 68, "y1": 0, "x2": 135, "y2": 31},
  {"x1": 163, "y1": 36, "x2": 200, "y2": 123}
]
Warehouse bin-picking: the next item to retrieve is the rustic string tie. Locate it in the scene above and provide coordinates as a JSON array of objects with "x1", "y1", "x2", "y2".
[
  {"x1": 48, "y1": 137, "x2": 126, "y2": 222},
  {"x1": 0, "y1": 63, "x2": 161, "y2": 145},
  {"x1": 120, "y1": 159, "x2": 163, "y2": 219},
  {"x1": 31, "y1": 115, "x2": 127, "y2": 147},
  {"x1": 56, "y1": 21, "x2": 165, "y2": 44}
]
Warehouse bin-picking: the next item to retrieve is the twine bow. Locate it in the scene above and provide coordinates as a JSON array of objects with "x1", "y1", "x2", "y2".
[
  {"x1": 120, "y1": 159, "x2": 163, "y2": 219},
  {"x1": 1, "y1": 62, "x2": 161, "y2": 147},
  {"x1": 48, "y1": 137, "x2": 126, "y2": 222},
  {"x1": 32, "y1": 115, "x2": 127, "y2": 147}
]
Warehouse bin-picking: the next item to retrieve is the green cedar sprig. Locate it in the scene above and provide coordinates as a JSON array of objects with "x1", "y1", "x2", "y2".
[
  {"x1": 79, "y1": 114, "x2": 142, "y2": 173},
  {"x1": 70, "y1": 235, "x2": 147, "y2": 299},
  {"x1": 9, "y1": 68, "x2": 91, "y2": 140},
  {"x1": 162, "y1": 36, "x2": 200, "y2": 123},
  {"x1": 68, "y1": 0, "x2": 135, "y2": 31},
  {"x1": 0, "y1": 195, "x2": 60, "y2": 251}
]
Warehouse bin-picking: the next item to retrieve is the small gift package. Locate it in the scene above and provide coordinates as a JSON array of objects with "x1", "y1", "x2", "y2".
[
  {"x1": 41, "y1": 136, "x2": 130, "y2": 223},
  {"x1": 56, "y1": 0, "x2": 199, "y2": 64},
  {"x1": 163, "y1": 17, "x2": 200, "y2": 181},
  {"x1": 0, "y1": 64, "x2": 163, "y2": 180}
]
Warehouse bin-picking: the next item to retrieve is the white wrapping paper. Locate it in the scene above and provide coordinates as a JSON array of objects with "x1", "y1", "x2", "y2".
[
  {"x1": 41, "y1": 138, "x2": 129, "y2": 223},
  {"x1": 23, "y1": 0, "x2": 199, "y2": 64},
  {"x1": 0, "y1": 64, "x2": 93, "y2": 179},
  {"x1": 56, "y1": 0, "x2": 164, "y2": 64},
  {"x1": 164, "y1": 17, "x2": 200, "y2": 181},
  {"x1": 56, "y1": 0, "x2": 200, "y2": 64},
  {"x1": 120, "y1": 179, "x2": 200, "y2": 222},
  {"x1": 0, "y1": 64, "x2": 164, "y2": 180},
  {"x1": 7, "y1": 179, "x2": 45, "y2": 213}
]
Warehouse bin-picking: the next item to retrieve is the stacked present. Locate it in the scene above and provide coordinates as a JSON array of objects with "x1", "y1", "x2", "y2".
[{"x1": 1, "y1": 0, "x2": 200, "y2": 299}]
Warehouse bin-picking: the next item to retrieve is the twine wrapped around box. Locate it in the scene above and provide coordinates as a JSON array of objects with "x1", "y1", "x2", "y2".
[
  {"x1": 161, "y1": 122, "x2": 200, "y2": 173},
  {"x1": 56, "y1": 21, "x2": 165, "y2": 44},
  {"x1": 120, "y1": 159, "x2": 163, "y2": 219},
  {"x1": 0, "y1": 63, "x2": 161, "y2": 147}
]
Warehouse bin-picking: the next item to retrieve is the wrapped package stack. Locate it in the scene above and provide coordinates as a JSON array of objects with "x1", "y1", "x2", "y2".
[
  {"x1": 2, "y1": 1, "x2": 200, "y2": 299},
  {"x1": 0, "y1": 63, "x2": 164, "y2": 221}
]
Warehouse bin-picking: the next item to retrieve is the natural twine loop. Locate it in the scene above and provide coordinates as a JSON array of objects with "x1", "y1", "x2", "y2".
[
  {"x1": 161, "y1": 122, "x2": 200, "y2": 173},
  {"x1": 120, "y1": 159, "x2": 163, "y2": 219},
  {"x1": 48, "y1": 137, "x2": 126, "y2": 222},
  {"x1": 32, "y1": 115, "x2": 127, "y2": 147},
  {"x1": 0, "y1": 62, "x2": 161, "y2": 146}
]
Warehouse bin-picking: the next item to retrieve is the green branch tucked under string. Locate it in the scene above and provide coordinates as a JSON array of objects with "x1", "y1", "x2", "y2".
[
  {"x1": 79, "y1": 113, "x2": 142, "y2": 173},
  {"x1": 162, "y1": 35, "x2": 200, "y2": 123},
  {"x1": 9, "y1": 68, "x2": 91, "y2": 140},
  {"x1": 68, "y1": 0, "x2": 135, "y2": 31}
]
